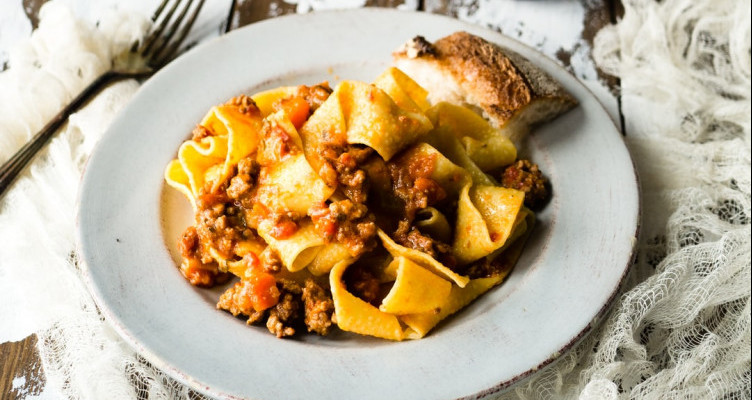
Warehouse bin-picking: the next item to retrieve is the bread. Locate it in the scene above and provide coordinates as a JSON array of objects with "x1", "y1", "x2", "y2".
[{"x1": 393, "y1": 32, "x2": 577, "y2": 143}]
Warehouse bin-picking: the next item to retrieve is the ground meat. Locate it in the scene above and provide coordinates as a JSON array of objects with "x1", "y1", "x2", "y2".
[
  {"x1": 195, "y1": 189, "x2": 252, "y2": 261},
  {"x1": 309, "y1": 199, "x2": 377, "y2": 257},
  {"x1": 266, "y1": 279, "x2": 303, "y2": 338},
  {"x1": 191, "y1": 125, "x2": 212, "y2": 141},
  {"x1": 302, "y1": 279, "x2": 335, "y2": 335},
  {"x1": 460, "y1": 254, "x2": 516, "y2": 279},
  {"x1": 257, "y1": 121, "x2": 299, "y2": 167},
  {"x1": 388, "y1": 151, "x2": 446, "y2": 221},
  {"x1": 217, "y1": 272, "x2": 300, "y2": 336},
  {"x1": 177, "y1": 226, "x2": 231, "y2": 287},
  {"x1": 226, "y1": 157, "x2": 258, "y2": 200},
  {"x1": 258, "y1": 248, "x2": 282, "y2": 273},
  {"x1": 393, "y1": 220, "x2": 456, "y2": 269},
  {"x1": 225, "y1": 94, "x2": 262, "y2": 118},
  {"x1": 179, "y1": 256, "x2": 229, "y2": 287},
  {"x1": 339, "y1": 169, "x2": 368, "y2": 203},
  {"x1": 219, "y1": 277, "x2": 335, "y2": 337},
  {"x1": 217, "y1": 280, "x2": 268, "y2": 323},
  {"x1": 343, "y1": 263, "x2": 382, "y2": 305},
  {"x1": 500, "y1": 159, "x2": 550, "y2": 211},
  {"x1": 217, "y1": 284, "x2": 248, "y2": 315},
  {"x1": 226, "y1": 175, "x2": 251, "y2": 200},
  {"x1": 176, "y1": 156, "x2": 263, "y2": 289},
  {"x1": 320, "y1": 144, "x2": 375, "y2": 203},
  {"x1": 295, "y1": 83, "x2": 332, "y2": 112}
]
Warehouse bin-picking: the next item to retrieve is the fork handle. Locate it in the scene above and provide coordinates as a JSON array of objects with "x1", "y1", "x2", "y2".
[{"x1": 0, "y1": 71, "x2": 121, "y2": 198}]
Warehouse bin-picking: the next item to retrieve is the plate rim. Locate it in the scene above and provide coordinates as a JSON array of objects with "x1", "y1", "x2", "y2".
[{"x1": 76, "y1": 8, "x2": 641, "y2": 400}]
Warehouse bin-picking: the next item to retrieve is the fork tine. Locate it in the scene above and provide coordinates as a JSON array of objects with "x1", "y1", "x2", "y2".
[
  {"x1": 131, "y1": 0, "x2": 171, "y2": 52},
  {"x1": 148, "y1": 0, "x2": 195, "y2": 61},
  {"x1": 140, "y1": 0, "x2": 182, "y2": 56},
  {"x1": 153, "y1": 0, "x2": 206, "y2": 67},
  {"x1": 150, "y1": 0, "x2": 171, "y2": 22}
]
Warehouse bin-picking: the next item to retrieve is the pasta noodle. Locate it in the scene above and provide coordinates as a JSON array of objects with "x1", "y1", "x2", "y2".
[
  {"x1": 427, "y1": 102, "x2": 517, "y2": 171},
  {"x1": 164, "y1": 67, "x2": 550, "y2": 340},
  {"x1": 453, "y1": 184, "x2": 526, "y2": 265}
]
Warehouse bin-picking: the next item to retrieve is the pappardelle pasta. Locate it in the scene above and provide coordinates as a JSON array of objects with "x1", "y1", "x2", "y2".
[{"x1": 165, "y1": 67, "x2": 550, "y2": 340}]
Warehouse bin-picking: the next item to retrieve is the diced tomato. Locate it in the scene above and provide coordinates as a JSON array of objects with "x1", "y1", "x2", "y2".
[
  {"x1": 244, "y1": 251, "x2": 261, "y2": 270},
  {"x1": 178, "y1": 226, "x2": 199, "y2": 256},
  {"x1": 414, "y1": 177, "x2": 447, "y2": 203},
  {"x1": 309, "y1": 202, "x2": 337, "y2": 241},
  {"x1": 184, "y1": 266, "x2": 213, "y2": 287},
  {"x1": 270, "y1": 218, "x2": 298, "y2": 239},
  {"x1": 308, "y1": 201, "x2": 329, "y2": 219},
  {"x1": 318, "y1": 219, "x2": 337, "y2": 241},
  {"x1": 180, "y1": 258, "x2": 214, "y2": 287}
]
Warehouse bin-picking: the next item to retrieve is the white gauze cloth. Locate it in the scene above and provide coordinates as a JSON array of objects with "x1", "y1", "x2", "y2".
[
  {"x1": 0, "y1": 0, "x2": 750, "y2": 399},
  {"x1": 498, "y1": 0, "x2": 751, "y2": 399},
  {"x1": 0, "y1": 3, "x2": 207, "y2": 399}
]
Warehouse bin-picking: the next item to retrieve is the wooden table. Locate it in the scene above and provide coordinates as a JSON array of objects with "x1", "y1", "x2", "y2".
[{"x1": 0, "y1": 0, "x2": 622, "y2": 397}]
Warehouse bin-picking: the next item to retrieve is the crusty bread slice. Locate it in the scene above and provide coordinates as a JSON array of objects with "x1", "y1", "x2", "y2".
[{"x1": 393, "y1": 32, "x2": 577, "y2": 143}]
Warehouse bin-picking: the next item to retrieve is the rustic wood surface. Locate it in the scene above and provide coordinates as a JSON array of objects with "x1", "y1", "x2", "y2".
[{"x1": 0, "y1": 0, "x2": 621, "y2": 398}]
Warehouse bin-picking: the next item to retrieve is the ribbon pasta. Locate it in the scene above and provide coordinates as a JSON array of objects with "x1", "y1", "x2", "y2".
[
  {"x1": 301, "y1": 80, "x2": 434, "y2": 162},
  {"x1": 164, "y1": 67, "x2": 542, "y2": 340},
  {"x1": 164, "y1": 103, "x2": 263, "y2": 208},
  {"x1": 427, "y1": 102, "x2": 517, "y2": 171}
]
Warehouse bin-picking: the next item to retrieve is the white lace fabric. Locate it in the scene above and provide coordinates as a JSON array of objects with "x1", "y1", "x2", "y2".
[
  {"x1": 503, "y1": 0, "x2": 751, "y2": 398},
  {"x1": 0, "y1": 1, "x2": 749, "y2": 399}
]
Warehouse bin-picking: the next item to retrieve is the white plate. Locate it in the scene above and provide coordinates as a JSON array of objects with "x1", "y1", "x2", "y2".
[{"x1": 77, "y1": 9, "x2": 639, "y2": 400}]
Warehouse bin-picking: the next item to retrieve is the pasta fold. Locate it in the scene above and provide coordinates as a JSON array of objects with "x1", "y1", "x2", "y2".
[
  {"x1": 251, "y1": 86, "x2": 299, "y2": 116},
  {"x1": 402, "y1": 276, "x2": 503, "y2": 339},
  {"x1": 254, "y1": 153, "x2": 334, "y2": 215},
  {"x1": 201, "y1": 105, "x2": 263, "y2": 187},
  {"x1": 329, "y1": 260, "x2": 404, "y2": 341},
  {"x1": 398, "y1": 142, "x2": 471, "y2": 199},
  {"x1": 423, "y1": 126, "x2": 494, "y2": 186},
  {"x1": 164, "y1": 104, "x2": 263, "y2": 205},
  {"x1": 307, "y1": 243, "x2": 353, "y2": 276},
  {"x1": 414, "y1": 207, "x2": 452, "y2": 243},
  {"x1": 301, "y1": 80, "x2": 433, "y2": 162},
  {"x1": 427, "y1": 102, "x2": 516, "y2": 171},
  {"x1": 379, "y1": 256, "x2": 452, "y2": 315},
  {"x1": 378, "y1": 229, "x2": 470, "y2": 288},
  {"x1": 373, "y1": 67, "x2": 431, "y2": 113},
  {"x1": 453, "y1": 184, "x2": 525, "y2": 265},
  {"x1": 257, "y1": 220, "x2": 325, "y2": 272},
  {"x1": 401, "y1": 218, "x2": 534, "y2": 339}
]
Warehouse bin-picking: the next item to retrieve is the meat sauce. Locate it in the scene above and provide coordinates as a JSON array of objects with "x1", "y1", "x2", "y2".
[
  {"x1": 500, "y1": 159, "x2": 550, "y2": 211},
  {"x1": 179, "y1": 88, "x2": 338, "y2": 337},
  {"x1": 177, "y1": 84, "x2": 549, "y2": 338}
]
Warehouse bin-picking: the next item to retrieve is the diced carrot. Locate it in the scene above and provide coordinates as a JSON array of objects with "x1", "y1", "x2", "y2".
[
  {"x1": 278, "y1": 96, "x2": 310, "y2": 130},
  {"x1": 248, "y1": 271, "x2": 280, "y2": 311}
]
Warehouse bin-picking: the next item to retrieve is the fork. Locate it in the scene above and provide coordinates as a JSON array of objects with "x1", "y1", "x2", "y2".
[{"x1": 0, "y1": 0, "x2": 207, "y2": 198}]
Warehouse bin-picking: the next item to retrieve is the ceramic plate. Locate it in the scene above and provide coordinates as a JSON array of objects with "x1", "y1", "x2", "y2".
[{"x1": 77, "y1": 9, "x2": 639, "y2": 400}]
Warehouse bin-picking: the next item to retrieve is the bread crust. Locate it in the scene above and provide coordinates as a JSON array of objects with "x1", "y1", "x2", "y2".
[{"x1": 394, "y1": 32, "x2": 577, "y2": 134}]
